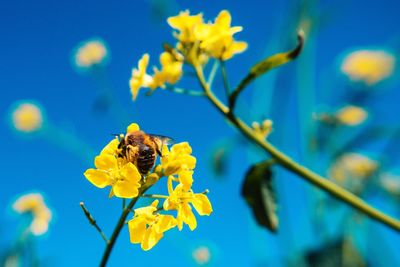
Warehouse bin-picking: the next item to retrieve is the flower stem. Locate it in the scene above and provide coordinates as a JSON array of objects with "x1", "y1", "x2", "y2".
[
  {"x1": 99, "y1": 197, "x2": 139, "y2": 267},
  {"x1": 79, "y1": 202, "x2": 109, "y2": 244},
  {"x1": 220, "y1": 60, "x2": 231, "y2": 99},
  {"x1": 207, "y1": 60, "x2": 219, "y2": 87},
  {"x1": 166, "y1": 85, "x2": 205, "y2": 96},
  {"x1": 194, "y1": 65, "x2": 400, "y2": 232},
  {"x1": 141, "y1": 194, "x2": 168, "y2": 199}
]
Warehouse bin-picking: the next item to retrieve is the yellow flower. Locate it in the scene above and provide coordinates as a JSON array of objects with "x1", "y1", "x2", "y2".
[
  {"x1": 168, "y1": 10, "x2": 204, "y2": 43},
  {"x1": 128, "y1": 200, "x2": 176, "y2": 251},
  {"x1": 341, "y1": 49, "x2": 395, "y2": 85},
  {"x1": 11, "y1": 102, "x2": 43, "y2": 133},
  {"x1": 84, "y1": 138, "x2": 142, "y2": 198},
  {"x1": 150, "y1": 51, "x2": 184, "y2": 89},
  {"x1": 196, "y1": 10, "x2": 247, "y2": 60},
  {"x1": 160, "y1": 142, "x2": 196, "y2": 176},
  {"x1": 329, "y1": 153, "x2": 378, "y2": 184},
  {"x1": 13, "y1": 193, "x2": 52, "y2": 236},
  {"x1": 163, "y1": 180, "x2": 212, "y2": 231},
  {"x1": 129, "y1": 54, "x2": 153, "y2": 100},
  {"x1": 335, "y1": 105, "x2": 368, "y2": 126},
  {"x1": 74, "y1": 39, "x2": 108, "y2": 69}
]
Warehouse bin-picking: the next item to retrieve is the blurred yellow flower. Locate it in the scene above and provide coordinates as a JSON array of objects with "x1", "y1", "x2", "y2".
[
  {"x1": 341, "y1": 49, "x2": 395, "y2": 85},
  {"x1": 84, "y1": 138, "x2": 142, "y2": 198},
  {"x1": 168, "y1": 10, "x2": 204, "y2": 43},
  {"x1": 160, "y1": 142, "x2": 196, "y2": 176},
  {"x1": 164, "y1": 180, "x2": 212, "y2": 231},
  {"x1": 13, "y1": 193, "x2": 52, "y2": 236},
  {"x1": 130, "y1": 54, "x2": 153, "y2": 100},
  {"x1": 74, "y1": 39, "x2": 108, "y2": 69},
  {"x1": 196, "y1": 10, "x2": 248, "y2": 60},
  {"x1": 329, "y1": 153, "x2": 378, "y2": 184},
  {"x1": 192, "y1": 246, "x2": 211, "y2": 265},
  {"x1": 252, "y1": 119, "x2": 273, "y2": 139},
  {"x1": 335, "y1": 105, "x2": 368, "y2": 126},
  {"x1": 128, "y1": 200, "x2": 176, "y2": 250},
  {"x1": 11, "y1": 102, "x2": 43, "y2": 133},
  {"x1": 150, "y1": 51, "x2": 184, "y2": 89}
]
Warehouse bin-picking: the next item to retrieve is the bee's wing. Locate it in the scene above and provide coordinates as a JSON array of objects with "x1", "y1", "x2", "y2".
[{"x1": 148, "y1": 134, "x2": 175, "y2": 145}]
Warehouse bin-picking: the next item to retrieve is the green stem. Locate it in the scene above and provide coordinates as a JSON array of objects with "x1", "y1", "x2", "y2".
[
  {"x1": 166, "y1": 85, "x2": 205, "y2": 96},
  {"x1": 207, "y1": 60, "x2": 219, "y2": 87},
  {"x1": 194, "y1": 65, "x2": 400, "y2": 232},
  {"x1": 80, "y1": 202, "x2": 109, "y2": 244},
  {"x1": 141, "y1": 194, "x2": 168, "y2": 199},
  {"x1": 99, "y1": 197, "x2": 139, "y2": 267},
  {"x1": 220, "y1": 60, "x2": 231, "y2": 100}
]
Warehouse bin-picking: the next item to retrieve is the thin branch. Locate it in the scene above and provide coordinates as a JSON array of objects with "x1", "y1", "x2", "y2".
[
  {"x1": 166, "y1": 85, "x2": 205, "y2": 96},
  {"x1": 220, "y1": 60, "x2": 231, "y2": 100},
  {"x1": 141, "y1": 194, "x2": 168, "y2": 199},
  {"x1": 207, "y1": 60, "x2": 219, "y2": 87},
  {"x1": 99, "y1": 197, "x2": 139, "y2": 267},
  {"x1": 80, "y1": 202, "x2": 109, "y2": 244},
  {"x1": 194, "y1": 64, "x2": 400, "y2": 232}
]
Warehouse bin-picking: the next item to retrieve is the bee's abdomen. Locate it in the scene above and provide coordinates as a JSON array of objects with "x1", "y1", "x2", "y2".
[{"x1": 137, "y1": 145, "x2": 156, "y2": 174}]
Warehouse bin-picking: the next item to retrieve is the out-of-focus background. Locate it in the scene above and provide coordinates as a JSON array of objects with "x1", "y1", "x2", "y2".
[{"x1": 1, "y1": 0, "x2": 400, "y2": 266}]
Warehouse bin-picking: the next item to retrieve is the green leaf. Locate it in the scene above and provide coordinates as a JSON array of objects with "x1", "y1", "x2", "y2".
[
  {"x1": 229, "y1": 31, "x2": 304, "y2": 110},
  {"x1": 249, "y1": 30, "x2": 304, "y2": 78},
  {"x1": 241, "y1": 160, "x2": 278, "y2": 232}
]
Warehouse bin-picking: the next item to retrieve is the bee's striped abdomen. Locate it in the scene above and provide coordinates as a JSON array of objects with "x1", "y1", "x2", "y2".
[{"x1": 137, "y1": 145, "x2": 156, "y2": 174}]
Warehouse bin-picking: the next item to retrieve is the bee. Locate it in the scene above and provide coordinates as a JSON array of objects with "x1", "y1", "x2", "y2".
[{"x1": 117, "y1": 130, "x2": 173, "y2": 175}]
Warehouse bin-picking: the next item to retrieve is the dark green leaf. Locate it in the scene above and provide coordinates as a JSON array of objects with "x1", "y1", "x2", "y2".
[{"x1": 241, "y1": 160, "x2": 278, "y2": 232}]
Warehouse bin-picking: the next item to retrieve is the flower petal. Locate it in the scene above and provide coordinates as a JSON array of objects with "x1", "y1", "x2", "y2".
[
  {"x1": 180, "y1": 204, "x2": 197, "y2": 231},
  {"x1": 191, "y1": 194, "x2": 213, "y2": 216},
  {"x1": 141, "y1": 228, "x2": 163, "y2": 251},
  {"x1": 94, "y1": 154, "x2": 117, "y2": 170},
  {"x1": 126, "y1": 123, "x2": 140, "y2": 133},
  {"x1": 128, "y1": 218, "x2": 147, "y2": 244},
  {"x1": 84, "y1": 169, "x2": 111, "y2": 188}
]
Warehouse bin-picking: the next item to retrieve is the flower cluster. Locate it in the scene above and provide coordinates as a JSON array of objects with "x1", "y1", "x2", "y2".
[
  {"x1": 84, "y1": 123, "x2": 142, "y2": 198},
  {"x1": 13, "y1": 193, "x2": 52, "y2": 236},
  {"x1": 341, "y1": 49, "x2": 395, "y2": 86},
  {"x1": 84, "y1": 123, "x2": 212, "y2": 250},
  {"x1": 129, "y1": 10, "x2": 247, "y2": 100},
  {"x1": 252, "y1": 119, "x2": 273, "y2": 139}
]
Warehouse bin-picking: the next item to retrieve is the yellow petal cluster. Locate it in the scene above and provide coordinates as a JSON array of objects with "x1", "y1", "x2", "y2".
[
  {"x1": 160, "y1": 142, "x2": 196, "y2": 177},
  {"x1": 74, "y1": 39, "x2": 108, "y2": 69},
  {"x1": 128, "y1": 200, "x2": 176, "y2": 251},
  {"x1": 335, "y1": 105, "x2": 368, "y2": 126},
  {"x1": 164, "y1": 181, "x2": 212, "y2": 231},
  {"x1": 168, "y1": 10, "x2": 247, "y2": 62},
  {"x1": 196, "y1": 10, "x2": 248, "y2": 60},
  {"x1": 341, "y1": 49, "x2": 395, "y2": 85},
  {"x1": 168, "y1": 10, "x2": 204, "y2": 43},
  {"x1": 130, "y1": 52, "x2": 183, "y2": 100},
  {"x1": 252, "y1": 119, "x2": 273, "y2": 139},
  {"x1": 84, "y1": 123, "x2": 142, "y2": 198},
  {"x1": 129, "y1": 54, "x2": 153, "y2": 100},
  {"x1": 11, "y1": 102, "x2": 43, "y2": 133},
  {"x1": 13, "y1": 193, "x2": 52, "y2": 236}
]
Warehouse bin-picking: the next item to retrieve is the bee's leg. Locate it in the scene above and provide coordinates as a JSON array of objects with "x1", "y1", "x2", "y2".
[{"x1": 156, "y1": 147, "x2": 162, "y2": 156}]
